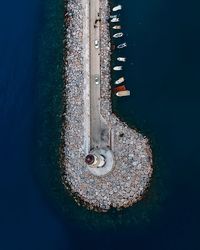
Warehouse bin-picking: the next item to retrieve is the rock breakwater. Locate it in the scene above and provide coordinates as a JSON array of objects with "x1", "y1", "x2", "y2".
[{"x1": 62, "y1": 0, "x2": 153, "y2": 212}]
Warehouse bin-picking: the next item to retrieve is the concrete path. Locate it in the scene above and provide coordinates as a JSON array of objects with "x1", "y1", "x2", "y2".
[
  {"x1": 82, "y1": 0, "x2": 91, "y2": 154},
  {"x1": 89, "y1": 0, "x2": 111, "y2": 150}
]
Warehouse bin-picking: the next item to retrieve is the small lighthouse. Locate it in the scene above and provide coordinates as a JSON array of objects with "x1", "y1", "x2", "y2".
[
  {"x1": 85, "y1": 148, "x2": 114, "y2": 176},
  {"x1": 85, "y1": 153, "x2": 105, "y2": 168}
]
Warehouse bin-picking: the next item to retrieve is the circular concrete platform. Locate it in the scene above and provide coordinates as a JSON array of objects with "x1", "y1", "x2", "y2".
[{"x1": 87, "y1": 148, "x2": 114, "y2": 176}]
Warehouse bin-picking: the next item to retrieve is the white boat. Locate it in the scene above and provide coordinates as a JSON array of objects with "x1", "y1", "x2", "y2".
[
  {"x1": 113, "y1": 66, "x2": 123, "y2": 71},
  {"x1": 110, "y1": 15, "x2": 117, "y2": 19},
  {"x1": 117, "y1": 57, "x2": 126, "y2": 62},
  {"x1": 117, "y1": 42, "x2": 127, "y2": 49},
  {"x1": 113, "y1": 25, "x2": 121, "y2": 30},
  {"x1": 115, "y1": 77, "x2": 125, "y2": 84},
  {"x1": 116, "y1": 90, "x2": 130, "y2": 97},
  {"x1": 111, "y1": 17, "x2": 120, "y2": 23},
  {"x1": 113, "y1": 32, "x2": 123, "y2": 38},
  {"x1": 113, "y1": 5, "x2": 122, "y2": 12}
]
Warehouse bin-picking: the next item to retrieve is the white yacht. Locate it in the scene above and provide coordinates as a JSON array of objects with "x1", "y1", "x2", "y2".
[
  {"x1": 116, "y1": 90, "x2": 130, "y2": 97},
  {"x1": 111, "y1": 17, "x2": 120, "y2": 23},
  {"x1": 113, "y1": 5, "x2": 122, "y2": 12},
  {"x1": 115, "y1": 77, "x2": 125, "y2": 84},
  {"x1": 113, "y1": 32, "x2": 123, "y2": 38},
  {"x1": 113, "y1": 25, "x2": 121, "y2": 30},
  {"x1": 117, "y1": 42, "x2": 127, "y2": 49},
  {"x1": 113, "y1": 66, "x2": 123, "y2": 71},
  {"x1": 117, "y1": 57, "x2": 126, "y2": 62}
]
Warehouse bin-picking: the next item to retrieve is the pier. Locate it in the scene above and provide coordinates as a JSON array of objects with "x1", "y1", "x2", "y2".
[{"x1": 62, "y1": 0, "x2": 153, "y2": 211}]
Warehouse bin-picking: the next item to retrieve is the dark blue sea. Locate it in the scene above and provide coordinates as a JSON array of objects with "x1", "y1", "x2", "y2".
[{"x1": 0, "y1": 0, "x2": 200, "y2": 249}]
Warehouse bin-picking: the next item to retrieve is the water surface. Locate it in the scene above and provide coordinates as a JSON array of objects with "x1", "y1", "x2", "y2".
[{"x1": 0, "y1": 0, "x2": 200, "y2": 249}]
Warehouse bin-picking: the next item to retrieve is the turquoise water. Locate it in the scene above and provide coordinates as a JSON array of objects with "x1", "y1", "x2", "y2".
[{"x1": 0, "y1": 0, "x2": 200, "y2": 249}]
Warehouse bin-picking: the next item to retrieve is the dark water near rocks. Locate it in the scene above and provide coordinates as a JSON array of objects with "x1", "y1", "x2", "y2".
[{"x1": 0, "y1": 0, "x2": 200, "y2": 249}]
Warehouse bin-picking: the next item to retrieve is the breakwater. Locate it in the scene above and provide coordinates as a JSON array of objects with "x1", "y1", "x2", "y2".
[{"x1": 61, "y1": 0, "x2": 153, "y2": 212}]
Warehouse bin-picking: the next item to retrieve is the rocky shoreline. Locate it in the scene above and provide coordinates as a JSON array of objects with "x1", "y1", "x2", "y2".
[{"x1": 61, "y1": 0, "x2": 153, "y2": 212}]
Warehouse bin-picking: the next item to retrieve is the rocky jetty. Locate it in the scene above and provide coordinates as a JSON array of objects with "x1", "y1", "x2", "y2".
[{"x1": 62, "y1": 0, "x2": 153, "y2": 212}]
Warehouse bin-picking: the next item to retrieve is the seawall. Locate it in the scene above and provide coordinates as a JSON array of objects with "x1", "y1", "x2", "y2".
[{"x1": 61, "y1": 0, "x2": 153, "y2": 212}]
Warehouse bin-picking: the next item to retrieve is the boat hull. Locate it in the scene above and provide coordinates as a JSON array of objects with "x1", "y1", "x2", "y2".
[
  {"x1": 113, "y1": 32, "x2": 123, "y2": 38},
  {"x1": 117, "y1": 43, "x2": 127, "y2": 49},
  {"x1": 113, "y1": 5, "x2": 122, "y2": 11},
  {"x1": 117, "y1": 57, "x2": 126, "y2": 62},
  {"x1": 113, "y1": 66, "x2": 123, "y2": 71},
  {"x1": 115, "y1": 77, "x2": 125, "y2": 84},
  {"x1": 116, "y1": 90, "x2": 130, "y2": 97},
  {"x1": 113, "y1": 25, "x2": 121, "y2": 30}
]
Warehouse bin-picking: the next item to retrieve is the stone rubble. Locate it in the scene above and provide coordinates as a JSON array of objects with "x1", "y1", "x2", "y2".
[{"x1": 61, "y1": 0, "x2": 153, "y2": 212}]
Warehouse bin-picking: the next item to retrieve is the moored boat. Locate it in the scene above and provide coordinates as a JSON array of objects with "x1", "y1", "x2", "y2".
[
  {"x1": 114, "y1": 85, "x2": 126, "y2": 93},
  {"x1": 117, "y1": 42, "x2": 127, "y2": 49},
  {"x1": 113, "y1": 66, "x2": 123, "y2": 71},
  {"x1": 115, "y1": 77, "x2": 125, "y2": 84},
  {"x1": 113, "y1": 5, "x2": 122, "y2": 12},
  {"x1": 113, "y1": 25, "x2": 121, "y2": 30},
  {"x1": 117, "y1": 57, "x2": 126, "y2": 62},
  {"x1": 116, "y1": 90, "x2": 130, "y2": 97},
  {"x1": 111, "y1": 17, "x2": 120, "y2": 23},
  {"x1": 113, "y1": 32, "x2": 123, "y2": 38}
]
